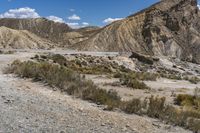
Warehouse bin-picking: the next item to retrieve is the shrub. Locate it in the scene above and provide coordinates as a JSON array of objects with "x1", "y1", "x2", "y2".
[
  {"x1": 121, "y1": 78, "x2": 149, "y2": 90},
  {"x1": 50, "y1": 54, "x2": 67, "y2": 66},
  {"x1": 175, "y1": 94, "x2": 200, "y2": 110},
  {"x1": 188, "y1": 76, "x2": 200, "y2": 84},
  {"x1": 147, "y1": 96, "x2": 166, "y2": 118},
  {"x1": 121, "y1": 98, "x2": 147, "y2": 115}
]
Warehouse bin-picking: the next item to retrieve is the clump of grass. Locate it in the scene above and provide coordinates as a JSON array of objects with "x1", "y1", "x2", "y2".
[
  {"x1": 114, "y1": 71, "x2": 158, "y2": 81},
  {"x1": 115, "y1": 71, "x2": 154, "y2": 90},
  {"x1": 158, "y1": 68, "x2": 200, "y2": 84},
  {"x1": 175, "y1": 94, "x2": 200, "y2": 110},
  {"x1": 120, "y1": 98, "x2": 147, "y2": 115},
  {"x1": 121, "y1": 78, "x2": 149, "y2": 90}
]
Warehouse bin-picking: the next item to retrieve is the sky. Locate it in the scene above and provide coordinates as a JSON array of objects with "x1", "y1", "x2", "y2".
[{"x1": 0, "y1": 0, "x2": 199, "y2": 28}]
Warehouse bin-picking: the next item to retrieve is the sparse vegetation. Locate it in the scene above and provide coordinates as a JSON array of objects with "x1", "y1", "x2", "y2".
[
  {"x1": 159, "y1": 69, "x2": 200, "y2": 84},
  {"x1": 5, "y1": 60, "x2": 121, "y2": 110},
  {"x1": 121, "y1": 78, "x2": 149, "y2": 90},
  {"x1": 114, "y1": 71, "x2": 157, "y2": 89},
  {"x1": 175, "y1": 94, "x2": 200, "y2": 110},
  {"x1": 0, "y1": 50, "x2": 15, "y2": 54},
  {"x1": 5, "y1": 56, "x2": 200, "y2": 132},
  {"x1": 121, "y1": 96, "x2": 200, "y2": 132}
]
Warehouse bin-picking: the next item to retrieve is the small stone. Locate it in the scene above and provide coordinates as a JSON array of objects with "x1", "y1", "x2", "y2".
[{"x1": 101, "y1": 123, "x2": 106, "y2": 126}]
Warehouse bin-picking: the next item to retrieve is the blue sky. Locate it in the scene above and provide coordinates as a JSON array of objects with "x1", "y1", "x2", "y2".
[{"x1": 0, "y1": 0, "x2": 199, "y2": 28}]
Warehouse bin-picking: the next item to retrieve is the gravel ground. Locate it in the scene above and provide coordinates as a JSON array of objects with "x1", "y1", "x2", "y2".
[{"x1": 0, "y1": 51, "x2": 192, "y2": 133}]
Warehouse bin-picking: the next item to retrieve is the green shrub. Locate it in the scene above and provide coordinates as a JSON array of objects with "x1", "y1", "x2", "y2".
[
  {"x1": 50, "y1": 54, "x2": 67, "y2": 66},
  {"x1": 147, "y1": 96, "x2": 166, "y2": 118},
  {"x1": 121, "y1": 78, "x2": 149, "y2": 90},
  {"x1": 121, "y1": 98, "x2": 147, "y2": 115}
]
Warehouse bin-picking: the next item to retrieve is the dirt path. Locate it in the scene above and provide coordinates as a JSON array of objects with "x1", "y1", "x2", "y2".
[{"x1": 0, "y1": 52, "x2": 192, "y2": 133}]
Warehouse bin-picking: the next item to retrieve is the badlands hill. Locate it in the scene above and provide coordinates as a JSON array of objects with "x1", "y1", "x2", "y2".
[
  {"x1": 72, "y1": 0, "x2": 200, "y2": 63},
  {"x1": 0, "y1": 18, "x2": 99, "y2": 47},
  {"x1": 0, "y1": 26, "x2": 54, "y2": 49}
]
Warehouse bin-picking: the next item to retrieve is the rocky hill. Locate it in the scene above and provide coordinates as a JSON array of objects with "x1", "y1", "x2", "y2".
[
  {"x1": 0, "y1": 26, "x2": 54, "y2": 49},
  {"x1": 72, "y1": 0, "x2": 200, "y2": 63}
]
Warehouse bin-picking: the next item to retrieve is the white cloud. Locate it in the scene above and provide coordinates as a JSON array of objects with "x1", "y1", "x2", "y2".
[
  {"x1": 198, "y1": 5, "x2": 200, "y2": 10},
  {"x1": 66, "y1": 22, "x2": 80, "y2": 28},
  {"x1": 103, "y1": 17, "x2": 123, "y2": 24},
  {"x1": 0, "y1": 7, "x2": 40, "y2": 18},
  {"x1": 82, "y1": 22, "x2": 89, "y2": 26},
  {"x1": 66, "y1": 22, "x2": 90, "y2": 29},
  {"x1": 68, "y1": 14, "x2": 81, "y2": 20},
  {"x1": 46, "y1": 16, "x2": 65, "y2": 23},
  {"x1": 69, "y1": 9, "x2": 75, "y2": 12}
]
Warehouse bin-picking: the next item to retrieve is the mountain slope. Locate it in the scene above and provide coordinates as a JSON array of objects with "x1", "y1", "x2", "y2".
[
  {"x1": 0, "y1": 18, "x2": 72, "y2": 46},
  {"x1": 0, "y1": 18, "x2": 100, "y2": 47},
  {"x1": 72, "y1": 0, "x2": 200, "y2": 63},
  {"x1": 0, "y1": 26, "x2": 54, "y2": 49}
]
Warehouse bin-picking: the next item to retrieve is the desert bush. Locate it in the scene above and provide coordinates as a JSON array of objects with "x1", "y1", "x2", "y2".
[
  {"x1": 175, "y1": 94, "x2": 200, "y2": 110},
  {"x1": 114, "y1": 71, "x2": 158, "y2": 81},
  {"x1": 188, "y1": 76, "x2": 200, "y2": 84},
  {"x1": 121, "y1": 98, "x2": 147, "y2": 115},
  {"x1": 121, "y1": 78, "x2": 149, "y2": 90},
  {"x1": 147, "y1": 96, "x2": 166, "y2": 118},
  {"x1": 50, "y1": 54, "x2": 67, "y2": 66}
]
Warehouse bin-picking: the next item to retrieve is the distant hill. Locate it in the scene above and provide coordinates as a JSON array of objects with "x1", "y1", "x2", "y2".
[
  {"x1": 0, "y1": 26, "x2": 54, "y2": 49},
  {"x1": 0, "y1": 18, "x2": 72, "y2": 46}
]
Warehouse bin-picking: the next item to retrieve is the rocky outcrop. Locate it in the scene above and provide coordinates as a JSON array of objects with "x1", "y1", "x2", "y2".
[{"x1": 72, "y1": 0, "x2": 200, "y2": 63}]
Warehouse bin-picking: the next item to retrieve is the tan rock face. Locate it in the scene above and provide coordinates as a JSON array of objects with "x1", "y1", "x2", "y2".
[{"x1": 72, "y1": 0, "x2": 200, "y2": 63}]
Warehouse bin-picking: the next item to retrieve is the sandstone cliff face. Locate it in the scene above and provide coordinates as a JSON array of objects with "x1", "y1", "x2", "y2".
[
  {"x1": 0, "y1": 26, "x2": 54, "y2": 49},
  {"x1": 72, "y1": 0, "x2": 200, "y2": 63}
]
